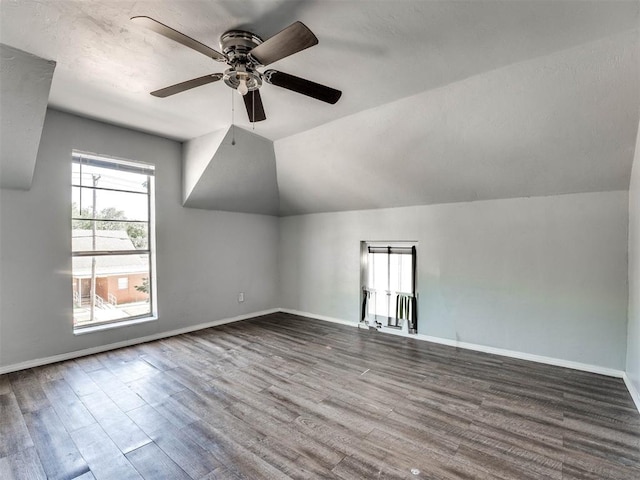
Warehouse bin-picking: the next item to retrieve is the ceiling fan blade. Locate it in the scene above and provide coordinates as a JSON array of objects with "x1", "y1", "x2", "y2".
[
  {"x1": 263, "y1": 70, "x2": 341, "y2": 104},
  {"x1": 131, "y1": 16, "x2": 226, "y2": 62},
  {"x1": 243, "y1": 90, "x2": 267, "y2": 122},
  {"x1": 150, "y1": 73, "x2": 223, "y2": 98},
  {"x1": 249, "y1": 21, "x2": 318, "y2": 66}
]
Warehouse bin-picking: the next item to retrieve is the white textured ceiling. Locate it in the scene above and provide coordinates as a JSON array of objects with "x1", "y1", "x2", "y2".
[{"x1": 1, "y1": 1, "x2": 638, "y2": 214}]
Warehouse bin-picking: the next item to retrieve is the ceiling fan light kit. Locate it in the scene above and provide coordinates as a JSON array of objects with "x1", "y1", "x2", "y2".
[
  {"x1": 131, "y1": 16, "x2": 342, "y2": 122},
  {"x1": 220, "y1": 30, "x2": 263, "y2": 96}
]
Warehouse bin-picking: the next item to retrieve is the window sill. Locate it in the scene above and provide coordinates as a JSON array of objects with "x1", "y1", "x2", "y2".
[{"x1": 73, "y1": 315, "x2": 157, "y2": 335}]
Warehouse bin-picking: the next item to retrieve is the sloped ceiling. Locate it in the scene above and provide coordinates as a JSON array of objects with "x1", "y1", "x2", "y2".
[
  {"x1": 276, "y1": 30, "x2": 639, "y2": 215},
  {"x1": 0, "y1": 1, "x2": 638, "y2": 215}
]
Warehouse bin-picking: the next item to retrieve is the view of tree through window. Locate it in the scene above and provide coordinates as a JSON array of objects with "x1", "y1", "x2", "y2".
[{"x1": 71, "y1": 152, "x2": 155, "y2": 329}]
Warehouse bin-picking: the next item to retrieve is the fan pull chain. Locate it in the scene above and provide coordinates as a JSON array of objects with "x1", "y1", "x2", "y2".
[
  {"x1": 231, "y1": 88, "x2": 236, "y2": 146},
  {"x1": 252, "y1": 91, "x2": 255, "y2": 130}
]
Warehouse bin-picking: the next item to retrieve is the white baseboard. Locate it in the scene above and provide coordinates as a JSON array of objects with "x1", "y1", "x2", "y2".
[
  {"x1": 422, "y1": 334, "x2": 625, "y2": 378},
  {"x1": 279, "y1": 309, "x2": 626, "y2": 379},
  {"x1": 623, "y1": 373, "x2": 640, "y2": 413},
  {"x1": 0, "y1": 308, "x2": 279, "y2": 375}
]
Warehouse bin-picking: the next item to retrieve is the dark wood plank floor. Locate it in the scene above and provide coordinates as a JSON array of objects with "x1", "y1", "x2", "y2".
[{"x1": 1, "y1": 312, "x2": 639, "y2": 479}]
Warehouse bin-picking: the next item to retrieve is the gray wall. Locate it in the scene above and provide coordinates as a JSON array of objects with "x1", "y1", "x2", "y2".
[
  {"x1": 0, "y1": 109, "x2": 279, "y2": 368},
  {"x1": 279, "y1": 191, "x2": 629, "y2": 370},
  {"x1": 0, "y1": 108, "x2": 633, "y2": 377},
  {"x1": 628, "y1": 123, "x2": 640, "y2": 396}
]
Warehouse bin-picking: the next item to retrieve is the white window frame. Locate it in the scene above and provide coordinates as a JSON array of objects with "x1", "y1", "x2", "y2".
[{"x1": 71, "y1": 151, "x2": 157, "y2": 332}]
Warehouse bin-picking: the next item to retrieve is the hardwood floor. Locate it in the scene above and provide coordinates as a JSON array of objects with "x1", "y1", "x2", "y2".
[{"x1": 1, "y1": 312, "x2": 638, "y2": 479}]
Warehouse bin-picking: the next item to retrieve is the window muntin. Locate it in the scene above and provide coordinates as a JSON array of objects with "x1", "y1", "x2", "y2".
[{"x1": 71, "y1": 152, "x2": 155, "y2": 330}]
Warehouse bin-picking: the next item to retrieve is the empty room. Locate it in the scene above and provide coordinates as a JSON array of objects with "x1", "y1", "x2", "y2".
[{"x1": 1, "y1": 1, "x2": 639, "y2": 479}]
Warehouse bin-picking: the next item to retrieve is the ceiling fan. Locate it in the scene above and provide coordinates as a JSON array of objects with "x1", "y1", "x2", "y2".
[{"x1": 131, "y1": 16, "x2": 342, "y2": 122}]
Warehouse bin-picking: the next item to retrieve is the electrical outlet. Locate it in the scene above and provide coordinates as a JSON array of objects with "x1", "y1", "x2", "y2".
[{"x1": 238, "y1": 292, "x2": 244, "y2": 303}]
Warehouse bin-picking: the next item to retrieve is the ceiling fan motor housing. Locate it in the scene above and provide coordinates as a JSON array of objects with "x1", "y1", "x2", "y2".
[{"x1": 220, "y1": 30, "x2": 263, "y2": 92}]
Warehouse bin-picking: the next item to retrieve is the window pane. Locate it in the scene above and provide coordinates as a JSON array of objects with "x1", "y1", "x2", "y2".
[
  {"x1": 389, "y1": 254, "x2": 401, "y2": 293},
  {"x1": 368, "y1": 252, "x2": 389, "y2": 317},
  {"x1": 72, "y1": 186, "x2": 148, "y2": 222},
  {"x1": 369, "y1": 253, "x2": 388, "y2": 292},
  {"x1": 365, "y1": 247, "x2": 415, "y2": 322},
  {"x1": 400, "y1": 254, "x2": 413, "y2": 293},
  {"x1": 72, "y1": 253, "x2": 151, "y2": 327},
  {"x1": 73, "y1": 162, "x2": 149, "y2": 193},
  {"x1": 376, "y1": 292, "x2": 389, "y2": 318},
  {"x1": 72, "y1": 222, "x2": 148, "y2": 251},
  {"x1": 389, "y1": 253, "x2": 412, "y2": 294}
]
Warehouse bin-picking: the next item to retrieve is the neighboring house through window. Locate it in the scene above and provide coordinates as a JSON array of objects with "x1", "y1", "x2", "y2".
[{"x1": 71, "y1": 151, "x2": 155, "y2": 330}]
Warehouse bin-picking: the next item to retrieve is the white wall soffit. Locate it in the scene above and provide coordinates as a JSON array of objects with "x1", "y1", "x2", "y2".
[
  {"x1": 0, "y1": 44, "x2": 55, "y2": 190},
  {"x1": 183, "y1": 126, "x2": 279, "y2": 215},
  {"x1": 275, "y1": 30, "x2": 640, "y2": 216},
  {"x1": 182, "y1": 127, "x2": 228, "y2": 203}
]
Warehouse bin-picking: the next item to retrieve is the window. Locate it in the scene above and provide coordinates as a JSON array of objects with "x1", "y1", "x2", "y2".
[
  {"x1": 71, "y1": 151, "x2": 155, "y2": 330},
  {"x1": 361, "y1": 243, "x2": 417, "y2": 333}
]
